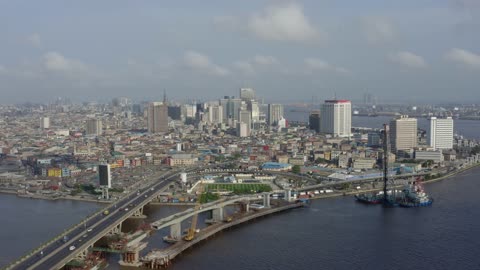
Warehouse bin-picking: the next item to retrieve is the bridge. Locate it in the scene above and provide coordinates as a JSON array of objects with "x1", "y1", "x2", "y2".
[
  {"x1": 150, "y1": 191, "x2": 293, "y2": 239},
  {"x1": 6, "y1": 167, "x2": 194, "y2": 270}
]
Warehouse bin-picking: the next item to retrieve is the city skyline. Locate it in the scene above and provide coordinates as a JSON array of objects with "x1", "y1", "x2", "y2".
[{"x1": 1, "y1": 1, "x2": 480, "y2": 104}]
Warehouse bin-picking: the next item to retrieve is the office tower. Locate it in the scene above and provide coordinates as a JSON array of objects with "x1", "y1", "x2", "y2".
[
  {"x1": 40, "y1": 117, "x2": 50, "y2": 129},
  {"x1": 428, "y1": 117, "x2": 454, "y2": 150},
  {"x1": 236, "y1": 122, "x2": 248, "y2": 137},
  {"x1": 240, "y1": 88, "x2": 255, "y2": 101},
  {"x1": 249, "y1": 101, "x2": 260, "y2": 123},
  {"x1": 268, "y1": 104, "x2": 284, "y2": 126},
  {"x1": 219, "y1": 96, "x2": 242, "y2": 124},
  {"x1": 320, "y1": 99, "x2": 351, "y2": 137},
  {"x1": 207, "y1": 105, "x2": 223, "y2": 124},
  {"x1": 168, "y1": 106, "x2": 182, "y2": 120},
  {"x1": 98, "y1": 164, "x2": 111, "y2": 188},
  {"x1": 389, "y1": 115, "x2": 417, "y2": 152},
  {"x1": 309, "y1": 110, "x2": 320, "y2": 133},
  {"x1": 86, "y1": 118, "x2": 103, "y2": 136},
  {"x1": 239, "y1": 109, "x2": 252, "y2": 135},
  {"x1": 368, "y1": 133, "x2": 381, "y2": 147},
  {"x1": 147, "y1": 102, "x2": 168, "y2": 133}
]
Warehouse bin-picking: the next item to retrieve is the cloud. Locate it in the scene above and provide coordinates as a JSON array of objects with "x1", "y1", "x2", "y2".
[
  {"x1": 233, "y1": 55, "x2": 279, "y2": 75},
  {"x1": 362, "y1": 17, "x2": 395, "y2": 44},
  {"x1": 248, "y1": 3, "x2": 325, "y2": 43},
  {"x1": 445, "y1": 48, "x2": 480, "y2": 69},
  {"x1": 233, "y1": 55, "x2": 281, "y2": 75},
  {"x1": 27, "y1": 33, "x2": 42, "y2": 47},
  {"x1": 304, "y1": 58, "x2": 349, "y2": 73},
  {"x1": 183, "y1": 50, "x2": 229, "y2": 76},
  {"x1": 388, "y1": 51, "x2": 427, "y2": 68},
  {"x1": 43, "y1": 51, "x2": 87, "y2": 72}
]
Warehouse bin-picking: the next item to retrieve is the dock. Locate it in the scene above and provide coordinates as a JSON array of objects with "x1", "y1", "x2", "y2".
[{"x1": 141, "y1": 202, "x2": 304, "y2": 268}]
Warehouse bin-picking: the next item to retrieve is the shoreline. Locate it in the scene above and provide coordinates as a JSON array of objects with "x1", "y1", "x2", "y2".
[
  {"x1": 0, "y1": 190, "x2": 110, "y2": 204},
  {"x1": 306, "y1": 162, "x2": 480, "y2": 201}
]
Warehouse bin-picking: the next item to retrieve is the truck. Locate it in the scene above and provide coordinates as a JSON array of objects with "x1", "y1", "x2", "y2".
[{"x1": 103, "y1": 210, "x2": 109, "y2": 215}]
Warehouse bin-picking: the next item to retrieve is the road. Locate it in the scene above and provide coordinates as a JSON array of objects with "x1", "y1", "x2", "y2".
[{"x1": 9, "y1": 169, "x2": 182, "y2": 270}]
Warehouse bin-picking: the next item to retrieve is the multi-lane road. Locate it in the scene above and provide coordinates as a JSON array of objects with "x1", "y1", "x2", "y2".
[{"x1": 9, "y1": 168, "x2": 183, "y2": 270}]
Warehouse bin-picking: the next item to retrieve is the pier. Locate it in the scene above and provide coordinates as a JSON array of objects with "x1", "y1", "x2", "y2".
[{"x1": 141, "y1": 201, "x2": 304, "y2": 268}]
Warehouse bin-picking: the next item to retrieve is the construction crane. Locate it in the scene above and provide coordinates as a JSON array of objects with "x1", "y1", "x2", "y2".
[{"x1": 184, "y1": 181, "x2": 204, "y2": 241}]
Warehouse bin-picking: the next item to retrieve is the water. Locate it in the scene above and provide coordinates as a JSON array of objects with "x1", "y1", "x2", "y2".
[
  {"x1": 161, "y1": 168, "x2": 480, "y2": 270},
  {"x1": 1, "y1": 170, "x2": 480, "y2": 270},
  {"x1": 0, "y1": 195, "x2": 102, "y2": 267}
]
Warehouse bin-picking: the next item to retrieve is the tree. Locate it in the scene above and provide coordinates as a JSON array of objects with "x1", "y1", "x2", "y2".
[{"x1": 291, "y1": 165, "x2": 301, "y2": 174}]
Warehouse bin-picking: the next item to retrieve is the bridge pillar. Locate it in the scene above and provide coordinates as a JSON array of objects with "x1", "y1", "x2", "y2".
[
  {"x1": 108, "y1": 223, "x2": 122, "y2": 235},
  {"x1": 170, "y1": 222, "x2": 182, "y2": 239},
  {"x1": 263, "y1": 193, "x2": 271, "y2": 208},
  {"x1": 131, "y1": 206, "x2": 145, "y2": 218},
  {"x1": 212, "y1": 207, "x2": 224, "y2": 222}
]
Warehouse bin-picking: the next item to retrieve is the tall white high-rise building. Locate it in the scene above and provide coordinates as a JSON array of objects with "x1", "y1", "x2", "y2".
[
  {"x1": 268, "y1": 104, "x2": 284, "y2": 126},
  {"x1": 428, "y1": 117, "x2": 453, "y2": 150},
  {"x1": 239, "y1": 109, "x2": 252, "y2": 136},
  {"x1": 249, "y1": 101, "x2": 260, "y2": 123},
  {"x1": 40, "y1": 117, "x2": 50, "y2": 129},
  {"x1": 207, "y1": 105, "x2": 223, "y2": 124},
  {"x1": 320, "y1": 100, "x2": 351, "y2": 137},
  {"x1": 389, "y1": 115, "x2": 417, "y2": 152},
  {"x1": 240, "y1": 88, "x2": 255, "y2": 101},
  {"x1": 86, "y1": 118, "x2": 103, "y2": 136},
  {"x1": 147, "y1": 102, "x2": 168, "y2": 133}
]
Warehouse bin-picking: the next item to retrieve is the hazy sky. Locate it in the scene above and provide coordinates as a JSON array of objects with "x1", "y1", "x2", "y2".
[{"x1": 1, "y1": 0, "x2": 480, "y2": 104}]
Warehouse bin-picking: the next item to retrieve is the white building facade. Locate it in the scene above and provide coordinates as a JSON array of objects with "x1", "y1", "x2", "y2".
[
  {"x1": 428, "y1": 117, "x2": 453, "y2": 150},
  {"x1": 320, "y1": 100, "x2": 352, "y2": 137}
]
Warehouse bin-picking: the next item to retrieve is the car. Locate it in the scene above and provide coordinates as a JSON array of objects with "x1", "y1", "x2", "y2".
[
  {"x1": 124, "y1": 208, "x2": 129, "y2": 211},
  {"x1": 87, "y1": 228, "x2": 92, "y2": 232},
  {"x1": 78, "y1": 239, "x2": 82, "y2": 242},
  {"x1": 144, "y1": 195, "x2": 148, "y2": 198},
  {"x1": 83, "y1": 234, "x2": 88, "y2": 238},
  {"x1": 69, "y1": 246, "x2": 76, "y2": 251}
]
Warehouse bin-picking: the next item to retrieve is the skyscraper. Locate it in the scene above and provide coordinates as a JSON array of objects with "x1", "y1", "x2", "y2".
[
  {"x1": 428, "y1": 117, "x2": 453, "y2": 150},
  {"x1": 219, "y1": 96, "x2": 242, "y2": 124},
  {"x1": 309, "y1": 110, "x2": 320, "y2": 133},
  {"x1": 207, "y1": 105, "x2": 223, "y2": 124},
  {"x1": 239, "y1": 109, "x2": 252, "y2": 135},
  {"x1": 240, "y1": 88, "x2": 255, "y2": 101},
  {"x1": 86, "y1": 118, "x2": 103, "y2": 136},
  {"x1": 40, "y1": 117, "x2": 50, "y2": 129},
  {"x1": 320, "y1": 100, "x2": 351, "y2": 137},
  {"x1": 147, "y1": 102, "x2": 168, "y2": 133},
  {"x1": 268, "y1": 104, "x2": 284, "y2": 126},
  {"x1": 390, "y1": 115, "x2": 417, "y2": 152}
]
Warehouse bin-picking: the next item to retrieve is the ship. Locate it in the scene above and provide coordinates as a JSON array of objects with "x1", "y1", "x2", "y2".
[
  {"x1": 354, "y1": 193, "x2": 382, "y2": 204},
  {"x1": 398, "y1": 178, "x2": 433, "y2": 208}
]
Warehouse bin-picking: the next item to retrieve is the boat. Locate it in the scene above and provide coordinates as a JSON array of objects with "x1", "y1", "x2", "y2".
[
  {"x1": 354, "y1": 193, "x2": 382, "y2": 204},
  {"x1": 398, "y1": 178, "x2": 433, "y2": 208}
]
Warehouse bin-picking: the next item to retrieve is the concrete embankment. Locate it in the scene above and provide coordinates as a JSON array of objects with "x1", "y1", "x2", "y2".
[
  {"x1": 305, "y1": 162, "x2": 480, "y2": 201},
  {"x1": 142, "y1": 203, "x2": 304, "y2": 268}
]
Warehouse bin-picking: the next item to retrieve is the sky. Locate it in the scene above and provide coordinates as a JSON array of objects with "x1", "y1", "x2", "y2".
[{"x1": 1, "y1": 0, "x2": 480, "y2": 104}]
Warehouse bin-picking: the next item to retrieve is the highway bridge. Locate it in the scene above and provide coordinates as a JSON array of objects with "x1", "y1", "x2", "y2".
[{"x1": 6, "y1": 168, "x2": 190, "y2": 270}]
